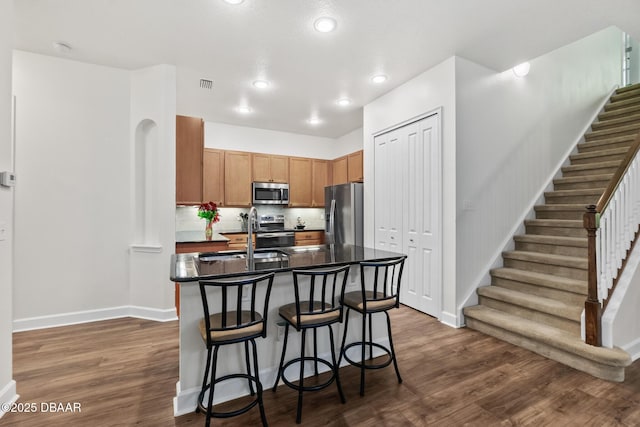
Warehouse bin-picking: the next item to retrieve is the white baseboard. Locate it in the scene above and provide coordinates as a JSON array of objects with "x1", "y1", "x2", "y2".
[
  {"x1": 440, "y1": 311, "x2": 462, "y2": 328},
  {"x1": 13, "y1": 306, "x2": 178, "y2": 332},
  {"x1": 0, "y1": 380, "x2": 18, "y2": 419},
  {"x1": 623, "y1": 337, "x2": 640, "y2": 361},
  {"x1": 173, "y1": 338, "x2": 390, "y2": 416}
]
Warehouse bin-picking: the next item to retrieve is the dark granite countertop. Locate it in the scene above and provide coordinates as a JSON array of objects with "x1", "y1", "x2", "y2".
[
  {"x1": 170, "y1": 244, "x2": 406, "y2": 282},
  {"x1": 175, "y1": 231, "x2": 230, "y2": 243}
]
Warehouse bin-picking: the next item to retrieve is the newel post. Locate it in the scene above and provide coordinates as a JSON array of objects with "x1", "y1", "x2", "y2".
[{"x1": 584, "y1": 205, "x2": 601, "y2": 346}]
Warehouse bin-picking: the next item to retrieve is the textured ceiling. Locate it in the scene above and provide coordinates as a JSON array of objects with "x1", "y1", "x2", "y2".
[{"x1": 13, "y1": 0, "x2": 640, "y2": 138}]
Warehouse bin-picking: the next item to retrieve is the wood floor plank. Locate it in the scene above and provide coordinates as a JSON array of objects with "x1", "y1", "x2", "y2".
[{"x1": 3, "y1": 306, "x2": 640, "y2": 426}]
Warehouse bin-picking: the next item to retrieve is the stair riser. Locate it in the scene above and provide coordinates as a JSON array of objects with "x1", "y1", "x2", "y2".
[
  {"x1": 491, "y1": 278, "x2": 587, "y2": 305},
  {"x1": 514, "y1": 240, "x2": 587, "y2": 257},
  {"x1": 562, "y1": 166, "x2": 619, "y2": 177},
  {"x1": 570, "y1": 153, "x2": 626, "y2": 165},
  {"x1": 599, "y1": 105, "x2": 640, "y2": 121},
  {"x1": 577, "y1": 140, "x2": 635, "y2": 153},
  {"x1": 585, "y1": 128, "x2": 640, "y2": 142},
  {"x1": 463, "y1": 318, "x2": 626, "y2": 382},
  {"x1": 534, "y1": 209, "x2": 584, "y2": 220},
  {"x1": 592, "y1": 118, "x2": 640, "y2": 132},
  {"x1": 545, "y1": 194, "x2": 601, "y2": 205},
  {"x1": 504, "y1": 258, "x2": 587, "y2": 280},
  {"x1": 610, "y1": 89, "x2": 640, "y2": 102},
  {"x1": 525, "y1": 225, "x2": 586, "y2": 238},
  {"x1": 478, "y1": 296, "x2": 580, "y2": 334},
  {"x1": 604, "y1": 97, "x2": 640, "y2": 112},
  {"x1": 553, "y1": 180, "x2": 611, "y2": 191}
]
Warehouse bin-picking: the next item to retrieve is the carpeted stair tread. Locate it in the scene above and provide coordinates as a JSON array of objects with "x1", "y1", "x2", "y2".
[
  {"x1": 553, "y1": 175, "x2": 613, "y2": 187},
  {"x1": 569, "y1": 147, "x2": 629, "y2": 164},
  {"x1": 577, "y1": 135, "x2": 636, "y2": 152},
  {"x1": 513, "y1": 234, "x2": 587, "y2": 248},
  {"x1": 562, "y1": 160, "x2": 621, "y2": 172},
  {"x1": 463, "y1": 306, "x2": 631, "y2": 371},
  {"x1": 611, "y1": 86, "x2": 640, "y2": 101},
  {"x1": 598, "y1": 104, "x2": 640, "y2": 121},
  {"x1": 502, "y1": 250, "x2": 587, "y2": 269},
  {"x1": 614, "y1": 82, "x2": 640, "y2": 94},
  {"x1": 545, "y1": 188, "x2": 605, "y2": 197},
  {"x1": 491, "y1": 267, "x2": 587, "y2": 295},
  {"x1": 584, "y1": 123, "x2": 640, "y2": 141},
  {"x1": 603, "y1": 96, "x2": 640, "y2": 112},
  {"x1": 477, "y1": 285, "x2": 582, "y2": 321},
  {"x1": 591, "y1": 112, "x2": 640, "y2": 130},
  {"x1": 525, "y1": 219, "x2": 583, "y2": 228}
]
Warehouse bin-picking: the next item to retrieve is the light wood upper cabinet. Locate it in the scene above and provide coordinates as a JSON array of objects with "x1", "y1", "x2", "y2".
[
  {"x1": 176, "y1": 115, "x2": 204, "y2": 204},
  {"x1": 348, "y1": 150, "x2": 364, "y2": 182},
  {"x1": 289, "y1": 157, "x2": 312, "y2": 207},
  {"x1": 224, "y1": 151, "x2": 252, "y2": 207},
  {"x1": 332, "y1": 155, "x2": 348, "y2": 185},
  {"x1": 252, "y1": 153, "x2": 289, "y2": 183},
  {"x1": 311, "y1": 159, "x2": 329, "y2": 207},
  {"x1": 203, "y1": 148, "x2": 225, "y2": 205}
]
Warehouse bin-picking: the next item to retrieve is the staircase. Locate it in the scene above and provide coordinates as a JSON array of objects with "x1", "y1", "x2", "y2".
[{"x1": 463, "y1": 84, "x2": 640, "y2": 381}]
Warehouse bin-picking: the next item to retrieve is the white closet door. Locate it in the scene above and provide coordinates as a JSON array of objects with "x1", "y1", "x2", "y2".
[
  {"x1": 402, "y1": 115, "x2": 441, "y2": 317},
  {"x1": 374, "y1": 113, "x2": 442, "y2": 318}
]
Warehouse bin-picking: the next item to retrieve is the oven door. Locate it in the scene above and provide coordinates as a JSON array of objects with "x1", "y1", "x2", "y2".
[{"x1": 255, "y1": 232, "x2": 295, "y2": 248}]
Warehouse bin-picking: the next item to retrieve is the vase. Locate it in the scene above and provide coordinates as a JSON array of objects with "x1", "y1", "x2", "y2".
[{"x1": 205, "y1": 220, "x2": 213, "y2": 241}]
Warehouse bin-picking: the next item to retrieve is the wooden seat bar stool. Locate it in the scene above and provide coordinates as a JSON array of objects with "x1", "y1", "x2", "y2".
[
  {"x1": 272, "y1": 265, "x2": 350, "y2": 424},
  {"x1": 339, "y1": 257, "x2": 406, "y2": 396},
  {"x1": 197, "y1": 272, "x2": 275, "y2": 427}
]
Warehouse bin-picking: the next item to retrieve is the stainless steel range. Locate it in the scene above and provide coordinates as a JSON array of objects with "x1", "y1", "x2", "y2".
[{"x1": 255, "y1": 214, "x2": 295, "y2": 248}]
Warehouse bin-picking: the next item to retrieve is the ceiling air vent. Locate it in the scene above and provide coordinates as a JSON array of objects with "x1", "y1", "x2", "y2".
[{"x1": 200, "y1": 79, "x2": 213, "y2": 89}]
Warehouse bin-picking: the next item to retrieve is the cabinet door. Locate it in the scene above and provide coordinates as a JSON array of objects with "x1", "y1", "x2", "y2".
[
  {"x1": 224, "y1": 151, "x2": 252, "y2": 207},
  {"x1": 289, "y1": 157, "x2": 312, "y2": 207},
  {"x1": 252, "y1": 153, "x2": 271, "y2": 182},
  {"x1": 348, "y1": 150, "x2": 364, "y2": 182},
  {"x1": 176, "y1": 115, "x2": 203, "y2": 204},
  {"x1": 332, "y1": 156, "x2": 348, "y2": 185},
  {"x1": 311, "y1": 159, "x2": 329, "y2": 207},
  {"x1": 269, "y1": 155, "x2": 289, "y2": 183},
  {"x1": 203, "y1": 148, "x2": 225, "y2": 205}
]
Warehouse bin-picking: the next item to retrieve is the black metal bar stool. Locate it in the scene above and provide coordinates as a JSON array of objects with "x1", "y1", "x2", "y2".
[
  {"x1": 339, "y1": 257, "x2": 406, "y2": 396},
  {"x1": 272, "y1": 265, "x2": 350, "y2": 424},
  {"x1": 197, "y1": 272, "x2": 275, "y2": 427}
]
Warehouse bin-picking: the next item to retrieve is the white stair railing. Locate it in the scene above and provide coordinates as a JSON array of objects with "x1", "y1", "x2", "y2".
[{"x1": 584, "y1": 133, "x2": 640, "y2": 346}]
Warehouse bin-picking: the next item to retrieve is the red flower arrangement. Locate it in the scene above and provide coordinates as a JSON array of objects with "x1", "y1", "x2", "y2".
[{"x1": 198, "y1": 201, "x2": 221, "y2": 224}]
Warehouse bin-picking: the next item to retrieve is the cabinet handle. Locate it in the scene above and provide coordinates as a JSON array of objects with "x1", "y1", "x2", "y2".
[{"x1": 390, "y1": 236, "x2": 395, "y2": 240}]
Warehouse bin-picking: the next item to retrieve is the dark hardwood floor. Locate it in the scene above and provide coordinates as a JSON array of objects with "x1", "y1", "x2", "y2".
[{"x1": 3, "y1": 306, "x2": 640, "y2": 426}]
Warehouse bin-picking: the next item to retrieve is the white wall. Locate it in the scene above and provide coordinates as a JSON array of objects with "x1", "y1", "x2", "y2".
[
  {"x1": 0, "y1": 0, "x2": 16, "y2": 413},
  {"x1": 334, "y1": 127, "x2": 363, "y2": 158},
  {"x1": 128, "y1": 65, "x2": 177, "y2": 318},
  {"x1": 12, "y1": 51, "x2": 131, "y2": 324},
  {"x1": 204, "y1": 121, "x2": 338, "y2": 159},
  {"x1": 363, "y1": 57, "x2": 458, "y2": 325},
  {"x1": 455, "y1": 27, "x2": 623, "y2": 316}
]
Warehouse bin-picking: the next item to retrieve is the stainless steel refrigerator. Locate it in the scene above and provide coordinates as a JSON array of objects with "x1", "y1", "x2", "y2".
[{"x1": 325, "y1": 182, "x2": 363, "y2": 246}]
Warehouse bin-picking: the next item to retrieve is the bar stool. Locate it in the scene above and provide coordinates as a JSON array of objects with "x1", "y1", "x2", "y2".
[
  {"x1": 272, "y1": 265, "x2": 350, "y2": 424},
  {"x1": 197, "y1": 272, "x2": 275, "y2": 427},
  {"x1": 339, "y1": 257, "x2": 406, "y2": 396}
]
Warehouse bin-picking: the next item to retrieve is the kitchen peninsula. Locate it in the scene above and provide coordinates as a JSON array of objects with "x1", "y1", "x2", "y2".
[{"x1": 170, "y1": 243, "x2": 404, "y2": 416}]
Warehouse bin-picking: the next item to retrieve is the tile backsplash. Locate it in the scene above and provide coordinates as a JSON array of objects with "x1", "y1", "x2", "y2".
[{"x1": 176, "y1": 205, "x2": 325, "y2": 233}]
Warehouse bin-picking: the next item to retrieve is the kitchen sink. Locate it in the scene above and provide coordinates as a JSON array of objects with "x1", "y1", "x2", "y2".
[
  {"x1": 198, "y1": 252, "x2": 246, "y2": 262},
  {"x1": 198, "y1": 249, "x2": 288, "y2": 263}
]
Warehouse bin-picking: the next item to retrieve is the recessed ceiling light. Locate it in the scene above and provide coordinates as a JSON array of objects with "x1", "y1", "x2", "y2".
[
  {"x1": 512, "y1": 62, "x2": 531, "y2": 77},
  {"x1": 223, "y1": 0, "x2": 244, "y2": 4},
  {"x1": 314, "y1": 17, "x2": 337, "y2": 33},
  {"x1": 252, "y1": 80, "x2": 270, "y2": 89},
  {"x1": 308, "y1": 117, "x2": 322, "y2": 125},
  {"x1": 236, "y1": 106, "x2": 252, "y2": 114},
  {"x1": 371, "y1": 74, "x2": 388, "y2": 84},
  {"x1": 336, "y1": 98, "x2": 351, "y2": 107}
]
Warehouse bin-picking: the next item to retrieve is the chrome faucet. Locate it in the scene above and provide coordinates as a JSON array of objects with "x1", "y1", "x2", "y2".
[{"x1": 246, "y1": 206, "x2": 258, "y2": 268}]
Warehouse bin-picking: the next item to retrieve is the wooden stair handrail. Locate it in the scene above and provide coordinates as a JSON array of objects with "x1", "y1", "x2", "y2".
[
  {"x1": 584, "y1": 131, "x2": 640, "y2": 346},
  {"x1": 595, "y1": 132, "x2": 640, "y2": 213}
]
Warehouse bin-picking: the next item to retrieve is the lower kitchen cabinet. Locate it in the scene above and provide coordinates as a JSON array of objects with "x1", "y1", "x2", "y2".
[
  {"x1": 294, "y1": 230, "x2": 325, "y2": 246},
  {"x1": 221, "y1": 233, "x2": 256, "y2": 250}
]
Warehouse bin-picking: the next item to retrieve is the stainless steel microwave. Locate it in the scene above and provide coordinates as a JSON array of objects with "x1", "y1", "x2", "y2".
[{"x1": 252, "y1": 182, "x2": 289, "y2": 205}]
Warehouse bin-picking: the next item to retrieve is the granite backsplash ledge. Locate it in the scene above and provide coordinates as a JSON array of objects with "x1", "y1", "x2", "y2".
[{"x1": 176, "y1": 205, "x2": 325, "y2": 233}]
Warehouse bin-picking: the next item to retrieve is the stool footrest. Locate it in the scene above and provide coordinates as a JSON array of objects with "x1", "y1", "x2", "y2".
[
  {"x1": 281, "y1": 356, "x2": 337, "y2": 392},
  {"x1": 342, "y1": 341, "x2": 393, "y2": 370},
  {"x1": 198, "y1": 373, "x2": 262, "y2": 418}
]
